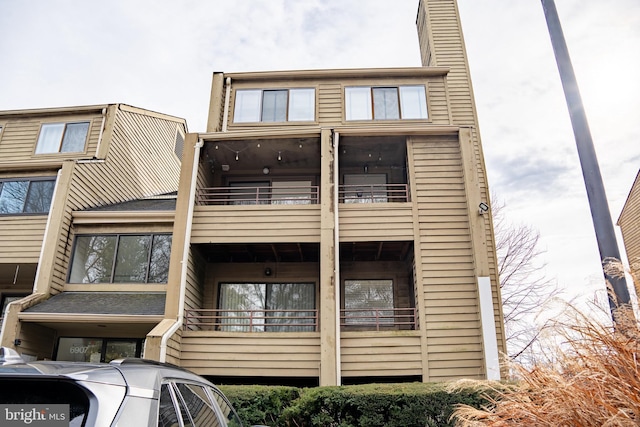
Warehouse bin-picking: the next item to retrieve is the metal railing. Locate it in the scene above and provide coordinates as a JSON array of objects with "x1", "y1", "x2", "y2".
[
  {"x1": 197, "y1": 186, "x2": 320, "y2": 205},
  {"x1": 184, "y1": 309, "x2": 318, "y2": 332},
  {"x1": 184, "y1": 308, "x2": 417, "y2": 332},
  {"x1": 340, "y1": 307, "x2": 417, "y2": 330},
  {"x1": 338, "y1": 184, "x2": 409, "y2": 203}
]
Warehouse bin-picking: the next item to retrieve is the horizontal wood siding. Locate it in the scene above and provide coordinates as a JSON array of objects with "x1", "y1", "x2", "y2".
[
  {"x1": 0, "y1": 216, "x2": 47, "y2": 263},
  {"x1": 318, "y1": 83, "x2": 342, "y2": 126},
  {"x1": 164, "y1": 329, "x2": 183, "y2": 366},
  {"x1": 422, "y1": 0, "x2": 475, "y2": 126},
  {"x1": 0, "y1": 113, "x2": 103, "y2": 161},
  {"x1": 225, "y1": 75, "x2": 451, "y2": 130},
  {"x1": 191, "y1": 205, "x2": 321, "y2": 243},
  {"x1": 619, "y1": 172, "x2": 640, "y2": 296},
  {"x1": 339, "y1": 204, "x2": 414, "y2": 241},
  {"x1": 341, "y1": 332, "x2": 422, "y2": 377},
  {"x1": 16, "y1": 322, "x2": 56, "y2": 361},
  {"x1": 48, "y1": 107, "x2": 184, "y2": 294},
  {"x1": 180, "y1": 332, "x2": 321, "y2": 377},
  {"x1": 184, "y1": 249, "x2": 205, "y2": 312},
  {"x1": 412, "y1": 135, "x2": 485, "y2": 380}
]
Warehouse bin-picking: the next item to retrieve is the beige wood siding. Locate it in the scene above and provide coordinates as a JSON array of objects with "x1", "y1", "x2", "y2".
[
  {"x1": 0, "y1": 216, "x2": 47, "y2": 263},
  {"x1": 180, "y1": 332, "x2": 321, "y2": 377},
  {"x1": 339, "y1": 204, "x2": 414, "y2": 241},
  {"x1": 225, "y1": 73, "x2": 451, "y2": 130},
  {"x1": 191, "y1": 205, "x2": 321, "y2": 243},
  {"x1": 15, "y1": 322, "x2": 56, "y2": 361},
  {"x1": 184, "y1": 249, "x2": 205, "y2": 312},
  {"x1": 419, "y1": 0, "x2": 475, "y2": 126},
  {"x1": 46, "y1": 107, "x2": 184, "y2": 294},
  {"x1": 619, "y1": 171, "x2": 640, "y2": 296},
  {"x1": 411, "y1": 135, "x2": 485, "y2": 380},
  {"x1": 341, "y1": 332, "x2": 422, "y2": 377},
  {"x1": 0, "y1": 114, "x2": 103, "y2": 162},
  {"x1": 318, "y1": 82, "x2": 342, "y2": 126}
]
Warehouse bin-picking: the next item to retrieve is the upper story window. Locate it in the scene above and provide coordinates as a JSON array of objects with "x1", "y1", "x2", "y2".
[
  {"x1": 345, "y1": 85, "x2": 427, "y2": 121},
  {"x1": 35, "y1": 122, "x2": 90, "y2": 154},
  {"x1": 0, "y1": 178, "x2": 56, "y2": 215},
  {"x1": 68, "y1": 233, "x2": 172, "y2": 284},
  {"x1": 234, "y1": 88, "x2": 315, "y2": 123}
]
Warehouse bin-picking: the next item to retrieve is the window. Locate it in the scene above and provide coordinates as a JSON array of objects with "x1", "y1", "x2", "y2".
[
  {"x1": 234, "y1": 88, "x2": 315, "y2": 123},
  {"x1": 345, "y1": 85, "x2": 427, "y2": 120},
  {"x1": 0, "y1": 178, "x2": 56, "y2": 214},
  {"x1": 218, "y1": 282, "x2": 315, "y2": 332},
  {"x1": 68, "y1": 233, "x2": 172, "y2": 284},
  {"x1": 55, "y1": 337, "x2": 142, "y2": 363},
  {"x1": 35, "y1": 122, "x2": 90, "y2": 154},
  {"x1": 343, "y1": 279, "x2": 394, "y2": 325}
]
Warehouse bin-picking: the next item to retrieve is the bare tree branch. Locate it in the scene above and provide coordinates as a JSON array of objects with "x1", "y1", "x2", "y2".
[{"x1": 492, "y1": 194, "x2": 562, "y2": 364}]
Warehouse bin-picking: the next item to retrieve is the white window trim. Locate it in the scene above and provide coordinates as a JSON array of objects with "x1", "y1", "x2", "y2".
[
  {"x1": 233, "y1": 88, "x2": 316, "y2": 123},
  {"x1": 345, "y1": 85, "x2": 428, "y2": 121}
]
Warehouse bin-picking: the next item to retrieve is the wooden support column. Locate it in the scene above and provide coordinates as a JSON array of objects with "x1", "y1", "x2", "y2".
[{"x1": 319, "y1": 128, "x2": 338, "y2": 386}]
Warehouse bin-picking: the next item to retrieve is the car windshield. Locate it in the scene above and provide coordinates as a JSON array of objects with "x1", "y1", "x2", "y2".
[{"x1": 0, "y1": 378, "x2": 90, "y2": 426}]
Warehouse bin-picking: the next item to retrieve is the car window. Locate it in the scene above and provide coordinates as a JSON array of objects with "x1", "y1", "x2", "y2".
[
  {"x1": 173, "y1": 385, "x2": 195, "y2": 427},
  {"x1": 0, "y1": 378, "x2": 89, "y2": 426},
  {"x1": 176, "y1": 383, "x2": 222, "y2": 427},
  {"x1": 208, "y1": 387, "x2": 243, "y2": 427},
  {"x1": 158, "y1": 383, "x2": 181, "y2": 427}
]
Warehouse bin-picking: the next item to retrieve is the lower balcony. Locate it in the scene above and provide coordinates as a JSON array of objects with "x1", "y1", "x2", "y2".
[
  {"x1": 180, "y1": 308, "x2": 420, "y2": 380},
  {"x1": 183, "y1": 308, "x2": 417, "y2": 332}
]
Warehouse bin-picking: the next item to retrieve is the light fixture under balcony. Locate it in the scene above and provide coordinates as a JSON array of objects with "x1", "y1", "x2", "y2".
[{"x1": 263, "y1": 167, "x2": 270, "y2": 175}]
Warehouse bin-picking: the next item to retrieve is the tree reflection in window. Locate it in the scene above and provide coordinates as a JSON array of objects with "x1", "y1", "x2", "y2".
[{"x1": 68, "y1": 234, "x2": 172, "y2": 284}]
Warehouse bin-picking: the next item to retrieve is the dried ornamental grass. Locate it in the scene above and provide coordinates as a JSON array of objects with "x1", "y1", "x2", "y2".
[{"x1": 451, "y1": 302, "x2": 639, "y2": 427}]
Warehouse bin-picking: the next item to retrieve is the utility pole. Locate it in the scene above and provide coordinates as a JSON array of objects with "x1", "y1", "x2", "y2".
[{"x1": 540, "y1": 0, "x2": 633, "y2": 320}]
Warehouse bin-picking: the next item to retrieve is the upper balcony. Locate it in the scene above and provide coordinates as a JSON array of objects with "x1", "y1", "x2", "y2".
[{"x1": 192, "y1": 134, "x2": 413, "y2": 243}]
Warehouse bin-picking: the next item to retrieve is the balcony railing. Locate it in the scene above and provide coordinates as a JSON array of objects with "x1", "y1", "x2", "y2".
[
  {"x1": 340, "y1": 308, "x2": 417, "y2": 330},
  {"x1": 338, "y1": 184, "x2": 409, "y2": 203},
  {"x1": 184, "y1": 309, "x2": 318, "y2": 332},
  {"x1": 197, "y1": 186, "x2": 320, "y2": 206},
  {"x1": 184, "y1": 308, "x2": 417, "y2": 332}
]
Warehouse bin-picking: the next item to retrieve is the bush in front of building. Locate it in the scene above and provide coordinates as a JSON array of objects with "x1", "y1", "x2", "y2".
[
  {"x1": 222, "y1": 382, "x2": 496, "y2": 427},
  {"x1": 219, "y1": 385, "x2": 301, "y2": 427}
]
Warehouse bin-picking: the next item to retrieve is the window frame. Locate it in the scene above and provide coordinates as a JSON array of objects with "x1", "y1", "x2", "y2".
[
  {"x1": 217, "y1": 282, "x2": 317, "y2": 332},
  {"x1": 342, "y1": 278, "x2": 396, "y2": 327},
  {"x1": 0, "y1": 177, "x2": 57, "y2": 215},
  {"x1": 35, "y1": 121, "x2": 90, "y2": 155},
  {"x1": 67, "y1": 233, "x2": 172, "y2": 284},
  {"x1": 344, "y1": 85, "x2": 428, "y2": 121},
  {"x1": 233, "y1": 88, "x2": 316, "y2": 123}
]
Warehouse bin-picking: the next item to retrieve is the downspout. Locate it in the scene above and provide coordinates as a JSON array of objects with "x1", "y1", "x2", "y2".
[
  {"x1": 159, "y1": 137, "x2": 204, "y2": 362},
  {"x1": 94, "y1": 107, "x2": 107, "y2": 158},
  {"x1": 333, "y1": 130, "x2": 342, "y2": 385},
  {"x1": 222, "y1": 77, "x2": 232, "y2": 132}
]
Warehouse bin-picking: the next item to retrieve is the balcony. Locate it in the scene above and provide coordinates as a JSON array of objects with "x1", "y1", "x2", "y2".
[
  {"x1": 338, "y1": 184, "x2": 409, "y2": 203},
  {"x1": 184, "y1": 308, "x2": 416, "y2": 332},
  {"x1": 184, "y1": 309, "x2": 318, "y2": 332},
  {"x1": 197, "y1": 185, "x2": 319, "y2": 206},
  {"x1": 341, "y1": 307, "x2": 417, "y2": 331}
]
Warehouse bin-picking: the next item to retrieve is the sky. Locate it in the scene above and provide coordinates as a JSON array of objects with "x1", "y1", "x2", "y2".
[{"x1": 1, "y1": 0, "x2": 639, "y2": 308}]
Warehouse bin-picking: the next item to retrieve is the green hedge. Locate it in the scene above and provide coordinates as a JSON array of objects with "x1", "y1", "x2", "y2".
[{"x1": 220, "y1": 382, "x2": 494, "y2": 427}]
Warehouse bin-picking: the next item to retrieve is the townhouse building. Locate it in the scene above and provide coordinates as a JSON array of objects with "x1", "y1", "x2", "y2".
[
  {"x1": 1, "y1": 0, "x2": 505, "y2": 387},
  {"x1": 0, "y1": 103, "x2": 186, "y2": 362},
  {"x1": 618, "y1": 170, "x2": 640, "y2": 299}
]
